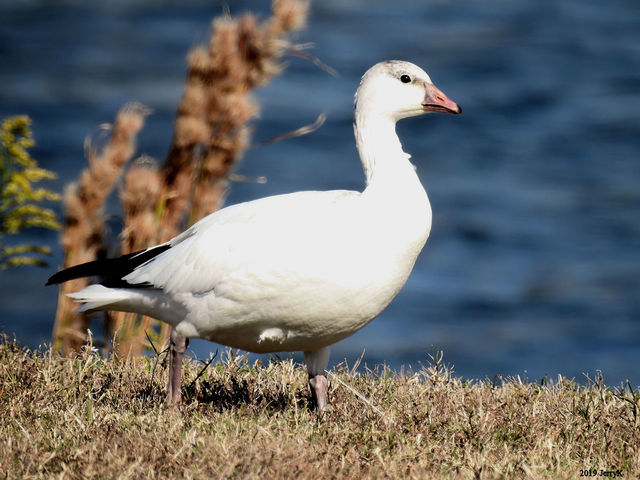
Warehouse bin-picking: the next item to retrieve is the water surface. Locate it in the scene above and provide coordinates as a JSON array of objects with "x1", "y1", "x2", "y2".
[{"x1": 1, "y1": 0, "x2": 639, "y2": 384}]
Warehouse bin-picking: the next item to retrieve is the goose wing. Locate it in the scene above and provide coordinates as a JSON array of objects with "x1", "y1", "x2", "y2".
[{"x1": 123, "y1": 189, "x2": 362, "y2": 295}]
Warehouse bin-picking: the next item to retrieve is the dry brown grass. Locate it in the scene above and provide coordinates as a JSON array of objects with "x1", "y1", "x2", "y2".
[{"x1": 1, "y1": 337, "x2": 638, "y2": 479}]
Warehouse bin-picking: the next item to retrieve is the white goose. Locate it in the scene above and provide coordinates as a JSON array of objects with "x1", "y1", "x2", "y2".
[{"x1": 47, "y1": 61, "x2": 460, "y2": 411}]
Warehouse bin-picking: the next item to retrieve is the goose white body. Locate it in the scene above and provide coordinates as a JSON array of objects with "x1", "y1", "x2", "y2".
[
  {"x1": 58, "y1": 60, "x2": 461, "y2": 409},
  {"x1": 79, "y1": 172, "x2": 430, "y2": 352}
]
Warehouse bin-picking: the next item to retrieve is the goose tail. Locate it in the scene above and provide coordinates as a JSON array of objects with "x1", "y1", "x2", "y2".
[{"x1": 66, "y1": 284, "x2": 132, "y2": 313}]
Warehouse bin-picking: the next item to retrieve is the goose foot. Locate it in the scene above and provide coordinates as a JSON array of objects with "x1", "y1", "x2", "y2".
[
  {"x1": 304, "y1": 346, "x2": 331, "y2": 412},
  {"x1": 309, "y1": 374, "x2": 328, "y2": 412}
]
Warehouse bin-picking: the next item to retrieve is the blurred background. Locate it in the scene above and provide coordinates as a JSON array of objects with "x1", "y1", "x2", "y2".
[{"x1": 1, "y1": 0, "x2": 639, "y2": 384}]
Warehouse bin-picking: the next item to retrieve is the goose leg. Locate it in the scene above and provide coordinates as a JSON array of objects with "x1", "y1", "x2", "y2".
[
  {"x1": 304, "y1": 346, "x2": 330, "y2": 412},
  {"x1": 166, "y1": 328, "x2": 188, "y2": 405}
]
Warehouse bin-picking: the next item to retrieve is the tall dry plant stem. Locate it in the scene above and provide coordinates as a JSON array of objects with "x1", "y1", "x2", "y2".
[
  {"x1": 52, "y1": 104, "x2": 149, "y2": 353},
  {"x1": 54, "y1": 1, "x2": 311, "y2": 357},
  {"x1": 108, "y1": 162, "x2": 166, "y2": 356},
  {"x1": 160, "y1": 0, "x2": 309, "y2": 240},
  {"x1": 111, "y1": 0, "x2": 309, "y2": 357}
]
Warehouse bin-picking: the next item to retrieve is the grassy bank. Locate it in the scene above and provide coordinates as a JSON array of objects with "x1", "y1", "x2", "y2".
[{"x1": 1, "y1": 337, "x2": 638, "y2": 479}]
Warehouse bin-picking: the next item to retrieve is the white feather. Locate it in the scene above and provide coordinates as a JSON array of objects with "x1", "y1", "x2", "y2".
[
  {"x1": 66, "y1": 61, "x2": 461, "y2": 357},
  {"x1": 67, "y1": 284, "x2": 132, "y2": 313}
]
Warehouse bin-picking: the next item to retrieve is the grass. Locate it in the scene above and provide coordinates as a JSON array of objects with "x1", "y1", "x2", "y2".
[{"x1": 1, "y1": 336, "x2": 639, "y2": 479}]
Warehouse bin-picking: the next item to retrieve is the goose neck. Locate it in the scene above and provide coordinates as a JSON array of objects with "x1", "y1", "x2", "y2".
[{"x1": 354, "y1": 112, "x2": 412, "y2": 187}]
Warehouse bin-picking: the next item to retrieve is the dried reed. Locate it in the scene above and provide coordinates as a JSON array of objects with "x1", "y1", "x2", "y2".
[
  {"x1": 111, "y1": 0, "x2": 310, "y2": 357},
  {"x1": 52, "y1": 104, "x2": 148, "y2": 354},
  {"x1": 108, "y1": 162, "x2": 168, "y2": 358},
  {"x1": 161, "y1": 0, "x2": 310, "y2": 237},
  {"x1": 53, "y1": 1, "x2": 311, "y2": 356}
]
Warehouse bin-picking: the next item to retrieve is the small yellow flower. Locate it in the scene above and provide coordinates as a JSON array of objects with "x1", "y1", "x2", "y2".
[{"x1": 0, "y1": 115, "x2": 61, "y2": 270}]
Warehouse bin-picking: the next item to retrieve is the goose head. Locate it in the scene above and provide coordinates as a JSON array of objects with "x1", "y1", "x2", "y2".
[{"x1": 354, "y1": 60, "x2": 461, "y2": 122}]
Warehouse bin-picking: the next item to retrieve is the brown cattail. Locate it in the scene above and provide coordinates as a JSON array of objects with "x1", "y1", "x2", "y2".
[
  {"x1": 188, "y1": 1, "x2": 310, "y2": 222},
  {"x1": 54, "y1": 1, "x2": 311, "y2": 356},
  {"x1": 272, "y1": 0, "x2": 309, "y2": 32},
  {"x1": 107, "y1": 161, "x2": 167, "y2": 358},
  {"x1": 52, "y1": 104, "x2": 148, "y2": 354},
  {"x1": 118, "y1": 1, "x2": 310, "y2": 353},
  {"x1": 158, "y1": 1, "x2": 309, "y2": 240},
  {"x1": 120, "y1": 161, "x2": 162, "y2": 253}
]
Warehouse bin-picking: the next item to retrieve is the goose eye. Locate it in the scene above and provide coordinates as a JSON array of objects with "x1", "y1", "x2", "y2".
[{"x1": 400, "y1": 74, "x2": 411, "y2": 84}]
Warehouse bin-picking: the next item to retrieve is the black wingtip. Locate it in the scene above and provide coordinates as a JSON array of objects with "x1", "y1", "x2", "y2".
[
  {"x1": 46, "y1": 272, "x2": 63, "y2": 286},
  {"x1": 46, "y1": 268, "x2": 74, "y2": 287},
  {"x1": 44, "y1": 244, "x2": 171, "y2": 288},
  {"x1": 45, "y1": 261, "x2": 103, "y2": 286}
]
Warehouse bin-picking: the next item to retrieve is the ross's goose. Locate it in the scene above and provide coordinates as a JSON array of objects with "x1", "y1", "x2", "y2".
[{"x1": 47, "y1": 60, "x2": 461, "y2": 411}]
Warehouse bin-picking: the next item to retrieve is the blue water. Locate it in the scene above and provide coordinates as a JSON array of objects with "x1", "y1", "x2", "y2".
[{"x1": 1, "y1": 0, "x2": 639, "y2": 385}]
